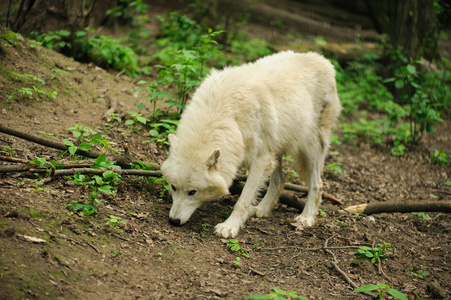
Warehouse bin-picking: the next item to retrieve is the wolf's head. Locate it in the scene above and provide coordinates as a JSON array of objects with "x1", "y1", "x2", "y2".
[{"x1": 161, "y1": 134, "x2": 229, "y2": 226}]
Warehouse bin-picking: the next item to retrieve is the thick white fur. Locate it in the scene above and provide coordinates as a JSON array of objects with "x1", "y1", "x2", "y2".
[{"x1": 161, "y1": 51, "x2": 342, "y2": 238}]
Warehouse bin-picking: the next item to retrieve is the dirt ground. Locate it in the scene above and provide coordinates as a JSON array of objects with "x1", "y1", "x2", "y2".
[{"x1": 1, "y1": 2, "x2": 451, "y2": 299}]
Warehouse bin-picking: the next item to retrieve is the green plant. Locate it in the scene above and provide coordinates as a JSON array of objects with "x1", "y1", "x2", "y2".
[
  {"x1": 30, "y1": 30, "x2": 71, "y2": 50},
  {"x1": 63, "y1": 126, "x2": 118, "y2": 157},
  {"x1": 1, "y1": 145, "x2": 16, "y2": 154},
  {"x1": 148, "y1": 13, "x2": 225, "y2": 114},
  {"x1": 431, "y1": 150, "x2": 449, "y2": 166},
  {"x1": 68, "y1": 154, "x2": 121, "y2": 216},
  {"x1": 37, "y1": 131, "x2": 58, "y2": 140},
  {"x1": 335, "y1": 219, "x2": 348, "y2": 227},
  {"x1": 66, "y1": 124, "x2": 98, "y2": 143},
  {"x1": 125, "y1": 111, "x2": 149, "y2": 132},
  {"x1": 410, "y1": 268, "x2": 430, "y2": 279},
  {"x1": 148, "y1": 119, "x2": 179, "y2": 147},
  {"x1": 325, "y1": 162, "x2": 343, "y2": 176},
  {"x1": 411, "y1": 212, "x2": 430, "y2": 221},
  {"x1": 226, "y1": 239, "x2": 250, "y2": 258},
  {"x1": 247, "y1": 286, "x2": 308, "y2": 300},
  {"x1": 353, "y1": 284, "x2": 408, "y2": 300},
  {"x1": 384, "y1": 56, "x2": 445, "y2": 146},
  {"x1": 0, "y1": 32, "x2": 24, "y2": 47},
  {"x1": 8, "y1": 86, "x2": 57, "y2": 101},
  {"x1": 232, "y1": 257, "x2": 242, "y2": 267},
  {"x1": 7, "y1": 73, "x2": 57, "y2": 101},
  {"x1": 105, "y1": 215, "x2": 127, "y2": 232},
  {"x1": 355, "y1": 242, "x2": 396, "y2": 264}
]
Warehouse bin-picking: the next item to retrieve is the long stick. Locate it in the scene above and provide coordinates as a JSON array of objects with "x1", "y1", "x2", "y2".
[{"x1": 0, "y1": 124, "x2": 136, "y2": 169}]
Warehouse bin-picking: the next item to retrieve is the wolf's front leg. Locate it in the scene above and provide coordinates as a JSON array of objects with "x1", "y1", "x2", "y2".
[{"x1": 215, "y1": 156, "x2": 270, "y2": 238}]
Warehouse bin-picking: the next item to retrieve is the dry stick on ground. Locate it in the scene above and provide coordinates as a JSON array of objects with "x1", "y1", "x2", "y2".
[
  {"x1": 0, "y1": 123, "x2": 136, "y2": 169},
  {"x1": 0, "y1": 155, "x2": 28, "y2": 163},
  {"x1": 104, "y1": 96, "x2": 118, "y2": 122},
  {"x1": 323, "y1": 235, "x2": 376, "y2": 299},
  {"x1": 342, "y1": 202, "x2": 451, "y2": 215},
  {"x1": 0, "y1": 160, "x2": 96, "y2": 173},
  {"x1": 237, "y1": 175, "x2": 343, "y2": 205}
]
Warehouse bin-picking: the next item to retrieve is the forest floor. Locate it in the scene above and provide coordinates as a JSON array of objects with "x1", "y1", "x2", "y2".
[{"x1": 1, "y1": 1, "x2": 451, "y2": 299}]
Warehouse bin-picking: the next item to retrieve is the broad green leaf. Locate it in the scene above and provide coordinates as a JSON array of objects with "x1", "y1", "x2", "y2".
[
  {"x1": 246, "y1": 295, "x2": 268, "y2": 299},
  {"x1": 353, "y1": 285, "x2": 378, "y2": 293},
  {"x1": 58, "y1": 30, "x2": 71, "y2": 37},
  {"x1": 406, "y1": 64, "x2": 416, "y2": 75},
  {"x1": 78, "y1": 142, "x2": 92, "y2": 151},
  {"x1": 395, "y1": 79, "x2": 404, "y2": 89},
  {"x1": 62, "y1": 139, "x2": 74, "y2": 147},
  {"x1": 69, "y1": 146, "x2": 77, "y2": 156},
  {"x1": 91, "y1": 135, "x2": 102, "y2": 144},
  {"x1": 149, "y1": 129, "x2": 159, "y2": 137},
  {"x1": 388, "y1": 288, "x2": 409, "y2": 300}
]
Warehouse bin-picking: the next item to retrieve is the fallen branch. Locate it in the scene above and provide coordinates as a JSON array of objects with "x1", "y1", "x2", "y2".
[
  {"x1": 233, "y1": 177, "x2": 343, "y2": 205},
  {"x1": 342, "y1": 202, "x2": 451, "y2": 215},
  {"x1": 0, "y1": 155, "x2": 28, "y2": 163},
  {"x1": 50, "y1": 168, "x2": 163, "y2": 178},
  {"x1": 0, "y1": 124, "x2": 136, "y2": 169},
  {"x1": 0, "y1": 160, "x2": 97, "y2": 173}
]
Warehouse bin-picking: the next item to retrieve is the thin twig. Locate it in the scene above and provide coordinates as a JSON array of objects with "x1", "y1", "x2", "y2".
[
  {"x1": 290, "y1": 245, "x2": 368, "y2": 260},
  {"x1": 377, "y1": 257, "x2": 390, "y2": 281},
  {"x1": 248, "y1": 267, "x2": 266, "y2": 276},
  {"x1": 324, "y1": 235, "x2": 376, "y2": 299},
  {"x1": 0, "y1": 155, "x2": 28, "y2": 163}
]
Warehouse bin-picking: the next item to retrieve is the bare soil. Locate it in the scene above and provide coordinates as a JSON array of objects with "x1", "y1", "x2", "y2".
[{"x1": 1, "y1": 2, "x2": 451, "y2": 300}]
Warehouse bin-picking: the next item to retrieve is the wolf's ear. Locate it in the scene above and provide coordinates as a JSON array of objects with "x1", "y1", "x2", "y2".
[
  {"x1": 168, "y1": 134, "x2": 178, "y2": 154},
  {"x1": 206, "y1": 149, "x2": 220, "y2": 171}
]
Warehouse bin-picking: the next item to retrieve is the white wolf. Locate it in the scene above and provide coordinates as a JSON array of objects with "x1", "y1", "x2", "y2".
[{"x1": 161, "y1": 51, "x2": 342, "y2": 238}]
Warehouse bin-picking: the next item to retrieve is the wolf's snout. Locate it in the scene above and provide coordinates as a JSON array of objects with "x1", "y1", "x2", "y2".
[{"x1": 169, "y1": 218, "x2": 182, "y2": 226}]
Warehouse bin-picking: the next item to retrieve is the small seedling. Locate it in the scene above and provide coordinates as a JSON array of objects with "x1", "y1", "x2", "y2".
[
  {"x1": 232, "y1": 257, "x2": 242, "y2": 267},
  {"x1": 318, "y1": 208, "x2": 327, "y2": 216},
  {"x1": 431, "y1": 150, "x2": 449, "y2": 166},
  {"x1": 326, "y1": 162, "x2": 343, "y2": 176},
  {"x1": 335, "y1": 219, "x2": 348, "y2": 227},
  {"x1": 410, "y1": 268, "x2": 430, "y2": 279},
  {"x1": 411, "y1": 212, "x2": 430, "y2": 221},
  {"x1": 226, "y1": 239, "x2": 250, "y2": 258},
  {"x1": 125, "y1": 111, "x2": 149, "y2": 132},
  {"x1": 353, "y1": 284, "x2": 408, "y2": 300},
  {"x1": 247, "y1": 286, "x2": 308, "y2": 300},
  {"x1": 355, "y1": 242, "x2": 396, "y2": 264},
  {"x1": 105, "y1": 215, "x2": 127, "y2": 232},
  {"x1": 1, "y1": 145, "x2": 16, "y2": 154}
]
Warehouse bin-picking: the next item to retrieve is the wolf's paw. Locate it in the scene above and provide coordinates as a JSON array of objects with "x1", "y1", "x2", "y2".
[
  {"x1": 251, "y1": 205, "x2": 271, "y2": 218},
  {"x1": 215, "y1": 221, "x2": 240, "y2": 238},
  {"x1": 291, "y1": 214, "x2": 316, "y2": 231}
]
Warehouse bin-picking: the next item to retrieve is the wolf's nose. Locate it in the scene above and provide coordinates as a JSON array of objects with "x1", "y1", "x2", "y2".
[{"x1": 169, "y1": 218, "x2": 181, "y2": 226}]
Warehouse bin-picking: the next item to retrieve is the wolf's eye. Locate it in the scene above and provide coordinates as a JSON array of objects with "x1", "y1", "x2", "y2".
[
  {"x1": 188, "y1": 190, "x2": 197, "y2": 196},
  {"x1": 171, "y1": 185, "x2": 176, "y2": 192}
]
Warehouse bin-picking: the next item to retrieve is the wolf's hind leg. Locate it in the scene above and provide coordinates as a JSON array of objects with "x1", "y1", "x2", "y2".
[
  {"x1": 293, "y1": 144, "x2": 326, "y2": 230},
  {"x1": 252, "y1": 157, "x2": 284, "y2": 218}
]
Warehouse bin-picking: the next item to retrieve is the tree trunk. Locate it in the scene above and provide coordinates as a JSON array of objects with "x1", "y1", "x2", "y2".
[{"x1": 366, "y1": 0, "x2": 438, "y2": 61}]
